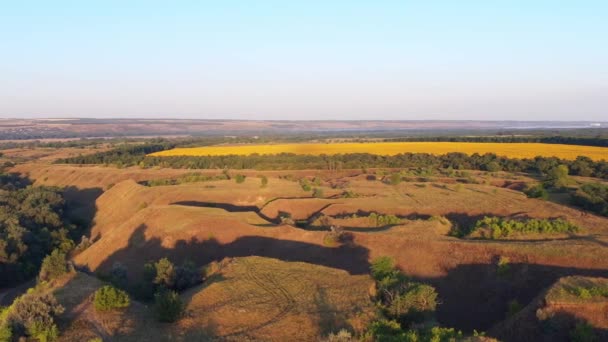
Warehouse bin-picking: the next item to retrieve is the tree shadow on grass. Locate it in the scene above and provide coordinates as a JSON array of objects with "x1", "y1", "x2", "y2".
[{"x1": 91, "y1": 224, "x2": 371, "y2": 281}]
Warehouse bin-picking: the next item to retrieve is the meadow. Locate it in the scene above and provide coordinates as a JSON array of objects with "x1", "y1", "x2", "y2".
[{"x1": 150, "y1": 142, "x2": 608, "y2": 160}]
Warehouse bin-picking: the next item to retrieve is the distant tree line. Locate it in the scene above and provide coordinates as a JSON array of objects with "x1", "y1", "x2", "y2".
[
  {"x1": 58, "y1": 149, "x2": 608, "y2": 180},
  {"x1": 384, "y1": 135, "x2": 608, "y2": 147}
]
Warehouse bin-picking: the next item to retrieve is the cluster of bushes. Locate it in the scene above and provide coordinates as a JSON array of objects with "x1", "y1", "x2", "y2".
[
  {"x1": 143, "y1": 172, "x2": 229, "y2": 186},
  {"x1": 569, "y1": 285, "x2": 608, "y2": 299},
  {"x1": 370, "y1": 257, "x2": 438, "y2": 324},
  {"x1": 323, "y1": 226, "x2": 350, "y2": 246},
  {"x1": 463, "y1": 217, "x2": 580, "y2": 239},
  {"x1": 368, "y1": 213, "x2": 402, "y2": 227},
  {"x1": 234, "y1": 174, "x2": 246, "y2": 184},
  {"x1": 95, "y1": 258, "x2": 202, "y2": 323},
  {"x1": 364, "y1": 320, "x2": 466, "y2": 342},
  {"x1": 0, "y1": 176, "x2": 80, "y2": 286},
  {"x1": 0, "y1": 291, "x2": 64, "y2": 342},
  {"x1": 571, "y1": 183, "x2": 608, "y2": 217}
]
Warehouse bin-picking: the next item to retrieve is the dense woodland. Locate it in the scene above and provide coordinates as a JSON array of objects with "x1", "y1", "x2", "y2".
[{"x1": 0, "y1": 173, "x2": 79, "y2": 287}]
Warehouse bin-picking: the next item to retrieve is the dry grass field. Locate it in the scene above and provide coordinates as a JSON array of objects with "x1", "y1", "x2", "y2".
[
  {"x1": 150, "y1": 142, "x2": 608, "y2": 160},
  {"x1": 4, "y1": 144, "x2": 608, "y2": 340}
]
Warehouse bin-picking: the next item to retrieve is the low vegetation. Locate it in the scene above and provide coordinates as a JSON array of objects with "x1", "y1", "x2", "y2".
[{"x1": 143, "y1": 172, "x2": 228, "y2": 186}]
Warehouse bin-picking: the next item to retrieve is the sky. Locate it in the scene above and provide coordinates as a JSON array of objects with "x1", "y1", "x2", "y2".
[{"x1": 0, "y1": 1, "x2": 607, "y2": 121}]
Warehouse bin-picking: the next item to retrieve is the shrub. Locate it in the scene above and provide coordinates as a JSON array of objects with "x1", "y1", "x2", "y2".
[
  {"x1": 174, "y1": 260, "x2": 201, "y2": 291},
  {"x1": 371, "y1": 257, "x2": 397, "y2": 282},
  {"x1": 497, "y1": 256, "x2": 511, "y2": 276},
  {"x1": 300, "y1": 179, "x2": 312, "y2": 191},
  {"x1": 323, "y1": 329, "x2": 353, "y2": 342},
  {"x1": 259, "y1": 175, "x2": 268, "y2": 188},
  {"x1": 27, "y1": 320, "x2": 59, "y2": 342},
  {"x1": 323, "y1": 226, "x2": 350, "y2": 246},
  {"x1": 312, "y1": 188, "x2": 324, "y2": 198},
  {"x1": 154, "y1": 290, "x2": 183, "y2": 322},
  {"x1": 389, "y1": 173, "x2": 402, "y2": 185},
  {"x1": 524, "y1": 183, "x2": 548, "y2": 200},
  {"x1": 0, "y1": 324, "x2": 11, "y2": 342},
  {"x1": 39, "y1": 250, "x2": 69, "y2": 282},
  {"x1": 94, "y1": 285, "x2": 130, "y2": 311},
  {"x1": 234, "y1": 174, "x2": 246, "y2": 184}
]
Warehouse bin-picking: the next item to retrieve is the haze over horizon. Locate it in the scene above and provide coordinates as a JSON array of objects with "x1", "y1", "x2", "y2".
[{"x1": 1, "y1": 1, "x2": 607, "y2": 121}]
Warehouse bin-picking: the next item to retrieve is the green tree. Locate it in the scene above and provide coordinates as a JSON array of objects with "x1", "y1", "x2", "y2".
[
  {"x1": 7, "y1": 292, "x2": 64, "y2": 342},
  {"x1": 154, "y1": 258, "x2": 176, "y2": 288},
  {"x1": 39, "y1": 250, "x2": 69, "y2": 282},
  {"x1": 545, "y1": 164, "x2": 570, "y2": 189}
]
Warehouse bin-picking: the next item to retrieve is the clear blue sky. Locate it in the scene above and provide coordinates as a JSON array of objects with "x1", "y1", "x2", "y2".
[{"x1": 1, "y1": 1, "x2": 606, "y2": 120}]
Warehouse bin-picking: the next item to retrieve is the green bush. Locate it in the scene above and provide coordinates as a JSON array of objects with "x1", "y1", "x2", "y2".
[
  {"x1": 234, "y1": 174, "x2": 246, "y2": 184},
  {"x1": 571, "y1": 183, "x2": 608, "y2": 217},
  {"x1": 94, "y1": 285, "x2": 130, "y2": 311},
  {"x1": 0, "y1": 324, "x2": 12, "y2": 342},
  {"x1": 259, "y1": 175, "x2": 268, "y2": 188},
  {"x1": 524, "y1": 183, "x2": 548, "y2": 200},
  {"x1": 154, "y1": 290, "x2": 183, "y2": 322},
  {"x1": 371, "y1": 257, "x2": 397, "y2": 282},
  {"x1": 389, "y1": 173, "x2": 402, "y2": 185},
  {"x1": 300, "y1": 179, "x2": 312, "y2": 191},
  {"x1": 312, "y1": 188, "x2": 324, "y2": 198}
]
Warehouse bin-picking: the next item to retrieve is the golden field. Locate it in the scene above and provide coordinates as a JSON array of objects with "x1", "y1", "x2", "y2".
[{"x1": 150, "y1": 142, "x2": 608, "y2": 160}]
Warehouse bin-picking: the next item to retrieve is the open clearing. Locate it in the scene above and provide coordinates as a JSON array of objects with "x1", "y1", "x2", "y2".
[{"x1": 150, "y1": 142, "x2": 608, "y2": 160}]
